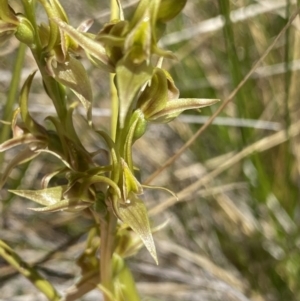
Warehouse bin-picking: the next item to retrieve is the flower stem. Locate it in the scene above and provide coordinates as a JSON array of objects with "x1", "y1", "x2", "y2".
[
  {"x1": 0, "y1": 43, "x2": 26, "y2": 165},
  {"x1": 100, "y1": 208, "x2": 117, "y2": 301},
  {"x1": 110, "y1": 0, "x2": 119, "y2": 142}
]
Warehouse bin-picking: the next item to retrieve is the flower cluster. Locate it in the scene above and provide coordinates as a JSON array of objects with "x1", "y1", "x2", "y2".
[{"x1": 0, "y1": 0, "x2": 219, "y2": 267}]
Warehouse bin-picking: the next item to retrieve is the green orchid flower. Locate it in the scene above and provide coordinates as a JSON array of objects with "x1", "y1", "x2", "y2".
[{"x1": 136, "y1": 68, "x2": 220, "y2": 123}]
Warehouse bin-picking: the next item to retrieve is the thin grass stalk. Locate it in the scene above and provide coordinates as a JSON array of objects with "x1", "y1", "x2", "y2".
[{"x1": 218, "y1": 0, "x2": 249, "y2": 145}]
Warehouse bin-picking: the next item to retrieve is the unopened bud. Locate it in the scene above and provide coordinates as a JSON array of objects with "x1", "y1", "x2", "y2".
[{"x1": 15, "y1": 16, "x2": 35, "y2": 46}]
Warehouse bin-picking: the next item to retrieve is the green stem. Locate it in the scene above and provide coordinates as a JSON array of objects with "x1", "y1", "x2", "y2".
[
  {"x1": 110, "y1": 0, "x2": 119, "y2": 142},
  {"x1": 110, "y1": 75, "x2": 118, "y2": 142},
  {"x1": 0, "y1": 240, "x2": 61, "y2": 301},
  {"x1": 22, "y1": 0, "x2": 67, "y2": 124},
  {"x1": 100, "y1": 1, "x2": 120, "y2": 298},
  {"x1": 100, "y1": 209, "x2": 117, "y2": 301},
  {"x1": 32, "y1": 50, "x2": 67, "y2": 124},
  {"x1": 0, "y1": 43, "x2": 26, "y2": 165}
]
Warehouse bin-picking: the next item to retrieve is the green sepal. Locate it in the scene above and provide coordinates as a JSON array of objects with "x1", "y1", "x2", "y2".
[
  {"x1": 150, "y1": 98, "x2": 220, "y2": 123},
  {"x1": 136, "y1": 68, "x2": 168, "y2": 118}
]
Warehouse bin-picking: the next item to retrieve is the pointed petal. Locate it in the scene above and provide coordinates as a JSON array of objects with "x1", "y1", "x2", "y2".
[{"x1": 151, "y1": 98, "x2": 220, "y2": 123}]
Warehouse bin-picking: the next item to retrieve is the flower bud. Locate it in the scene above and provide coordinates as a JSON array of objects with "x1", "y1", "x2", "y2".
[
  {"x1": 133, "y1": 111, "x2": 147, "y2": 141},
  {"x1": 15, "y1": 16, "x2": 35, "y2": 46},
  {"x1": 157, "y1": 0, "x2": 187, "y2": 23}
]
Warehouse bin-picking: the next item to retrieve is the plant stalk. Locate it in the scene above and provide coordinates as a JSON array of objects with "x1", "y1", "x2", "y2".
[
  {"x1": 100, "y1": 1, "x2": 120, "y2": 299},
  {"x1": 0, "y1": 43, "x2": 26, "y2": 165},
  {"x1": 100, "y1": 209, "x2": 117, "y2": 301},
  {"x1": 110, "y1": 0, "x2": 119, "y2": 142}
]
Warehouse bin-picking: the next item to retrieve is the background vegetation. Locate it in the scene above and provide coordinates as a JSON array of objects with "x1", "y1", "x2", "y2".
[{"x1": 1, "y1": 0, "x2": 300, "y2": 300}]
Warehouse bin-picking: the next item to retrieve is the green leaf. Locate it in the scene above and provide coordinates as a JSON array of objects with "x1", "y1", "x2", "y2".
[
  {"x1": 115, "y1": 192, "x2": 158, "y2": 264},
  {"x1": 9, "y1": 186, "x2": 64, "y2": 206},
  {"x1": 0, "y1": 133, "x2": 42, "y2": 152},
  {"x1": 50, "y1": 56, "x2": 93, "y2": 124},
  {"x1": 116, "y1": 58, "x2": 152, "y2": 128},
  {"x1": 10, "y1": 185, "x2": 91, "y2": 212}
]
